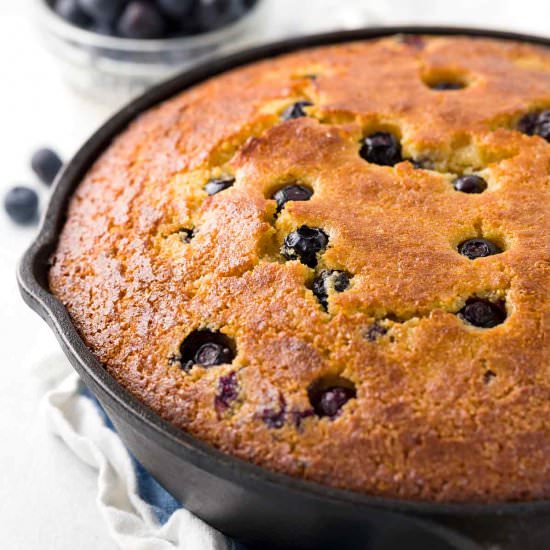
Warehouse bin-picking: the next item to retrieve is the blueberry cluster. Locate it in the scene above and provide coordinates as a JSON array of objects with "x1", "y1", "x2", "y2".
[{"x1": 52, "y1": 0, "x2": 257, "y2": 39}]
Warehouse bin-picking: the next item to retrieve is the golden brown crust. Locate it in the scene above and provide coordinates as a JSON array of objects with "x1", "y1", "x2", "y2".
[{"x1": 50, "y1": 35, "x2": 550, "y2": 502}]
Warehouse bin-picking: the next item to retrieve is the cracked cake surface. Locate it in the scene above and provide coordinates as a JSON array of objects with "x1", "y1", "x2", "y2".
[{"x1": 49, "y1": 35, "x2": 550, "y2": 502}]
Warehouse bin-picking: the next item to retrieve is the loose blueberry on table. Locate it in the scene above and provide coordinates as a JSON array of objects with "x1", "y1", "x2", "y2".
[
  {"x1": 281, "y1": 225, "x2": 329, "y2": 268},
  {"x1": 458, "y1": 238, "x2": 502, "y2": 260},
  {"x1": 452, "y1": 174, "x2": 487, "y2": 194},
  {"x1": 359, "y1": 132, "x2": 402, "y2": 166},
  {"x1": 31, "y1": 148, "x2": 63, "y2": 186},
  {"x1": 4, "y1": 186, "x2": 39, "y2": 225},
  {"x1": 52, "y1": 0, "x2": 258, "y2": 38}
]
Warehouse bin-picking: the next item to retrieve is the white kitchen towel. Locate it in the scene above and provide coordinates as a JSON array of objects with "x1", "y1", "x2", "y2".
[{"x1": 40, "y1": 354, "x2": 240, "y2": 550}]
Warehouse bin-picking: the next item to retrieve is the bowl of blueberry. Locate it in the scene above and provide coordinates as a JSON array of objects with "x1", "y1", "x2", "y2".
[{"x1": 35, "y1": 0, "x2": 265, "y2": 102}]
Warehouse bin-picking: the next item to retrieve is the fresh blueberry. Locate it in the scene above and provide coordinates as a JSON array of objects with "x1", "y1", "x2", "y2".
[
  {"x1": 214, "y1": 372, "x2": 239, "y2": 416},
  {"x1": 77, "y1": 0, "x2": 125, "y2": 23},
  {"x1": 157, "y1": 0, "x2": 194, "y2": 18},
  {"x1": 281, "y1": 101, "x2": 313, "y2": 121},
  {"x1": 429, "y1": 81, "x2": 464, "y2": 90},
  {"x1": 308, "y1": 379, "x2": 356, "y2": 419},
  {"x1": 195, "y1": 0, "x2": 234, "y2": 32},
  {"x1": 312, "y1": 270, "x2": 351, "y2": 310},
  {"x1": 54, "y1": 0, "x2": 93, "y2": 27},
  {"x1": 204, "y1": 176, "x2": 235, "y2": 195},
  {"x1": 272, "y1": 184, "x2": 312, "y2": 212},
  {"x1": 458, "y1": 238, "x2": 502, "y2": 260},
  {"x1": 31, "y1": 148, "x2": 63, "y2": 186},
  {"x1": 281, "y1": 225, "x2": 329, "y2": 268},
  {"x1": 453, "y1": 175, "x2": 487, "y2": 194},
  {"x1": 4, "y1": 186, "x2": 39, "y2": 225},
  {"x1": 91, "y1": 21, "x2": 115, "y2": 35},
  {"x1": 179, "y1": 330, "x2": 235, "y2": 371},
  {"x1": 458, "y1": 298, "x2": 506, "y2": 328},
  {"x1": 517, "y1": 109, "x2": 550, "y2": 142},
  {"x1": 224, "y1": 0, "x2": 248, "y2": 22},
  {"x1": 117, "y1": 2, "x2": 166, "y2": 39},
  {"x1": 359, "y1": 132, "x2": 402, "y2": 166}
]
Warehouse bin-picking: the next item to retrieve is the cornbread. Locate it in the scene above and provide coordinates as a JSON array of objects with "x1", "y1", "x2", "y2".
[{"x1": 49, "y1": 35, "x2": 550, "y2": 502}]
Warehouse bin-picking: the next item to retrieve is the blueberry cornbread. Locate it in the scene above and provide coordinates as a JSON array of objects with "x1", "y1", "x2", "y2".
[{"x1": 49, "y1": 35, "x2": 550, "y2": 502}]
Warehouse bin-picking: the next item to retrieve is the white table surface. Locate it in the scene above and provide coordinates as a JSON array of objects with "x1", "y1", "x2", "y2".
[{"x1": 1, "y1": 2, "x2": 548, "y2": 549}]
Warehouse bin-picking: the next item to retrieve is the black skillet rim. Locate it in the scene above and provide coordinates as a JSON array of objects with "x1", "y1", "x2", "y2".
[{"x1": 18, "y1": 25, "x2": 550, "y2": 518}]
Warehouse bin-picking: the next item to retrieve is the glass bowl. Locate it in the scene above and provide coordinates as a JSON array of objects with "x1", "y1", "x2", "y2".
[{"x1": 33, "y1": 0, "x2": 268, "y2": 104}]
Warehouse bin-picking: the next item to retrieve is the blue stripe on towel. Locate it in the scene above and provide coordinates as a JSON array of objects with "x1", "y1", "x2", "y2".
[
  {"x1": 80, "y1": 385, "x2": 181, "y2": 524},
  {"x1": 79, "y1": 384, "x2": 248, "y2": 549}
]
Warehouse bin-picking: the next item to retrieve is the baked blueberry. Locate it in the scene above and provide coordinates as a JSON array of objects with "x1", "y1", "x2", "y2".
[
  {"x1": 261, "y1": 395, "x2": 286, "y2": 429},
  {"x1": 398, "y1": 35, "x2": 425, "y2": 49},
  {"x1": 458, "y1": 238, "x2": 502, "y2": 260},
  {"x1": 409, "y1": 158, "x2": 429, "y2": 169},
  {"x1": 458, "y1": 298, "x2": 506, "y2": 328},
  {"x1": 291, "y1": 408, "x2": 315, "y2": 428},
  {"x1": 453, "y1": 175, "x2": 487, "y2": 194},
  {"x1": 179, "y1": 330, "x2": 235, "y2": 371},
  {"x1": 157, "y1": 0, "x2": 194, "y2": 18},
  {"x1": 359, "y1": 132, "x2": 402, "y2": 166},
  {"x1": 312, "y1": 270, "x2": 351, "y2": 310},
  {"x1": 272, "y1": 184, "x2": 312, "y2": 212},
  {"x1": 31, "y1": 148, "x2": 63, "y2": 186},
  {"x1": 483, "y1": 370, "x2": 497, "y2": 384},
  {"x1": 54, "y1": 0, "x2": 92, "y2": 27},
  {"x1": 517, "y1": 112, "x2": 539, "y2": 135},
  {"x1": 178, "y1": 228, "x2": 194, "y2": 243},
  {"x1": 281, "y1": 225, "x2": 329, "y2": 268},
  {"x1": 429, "y1": 81, "x2": 464, "y2": 90},
  {"x1": 77, "y1": 0, "x2": 125, "y2": 22},
  {"x1": 365, "y1": 323, "x2": 387, "y2": 342},
  {"x1": 4, "y1": 186, "x2": 39, "y2": 225},
  {"x1": 214, "y1": 372, "x2": 239, "y2": 415},
  {"x1": 117, "y1": 2, "x2": 166, "y2": 39},
  {"x1": 517, "y1": 109, "x2": 550, "y2": 141},
  {"x1": 308, "y1": 378, "x2": 356, "y2": 419},
  {"x1": 281, "y1": 101, "x2": 313, "y2": 121},
  {"x1": 205, "y1": 176, "x2": 235, "y2": 195}
]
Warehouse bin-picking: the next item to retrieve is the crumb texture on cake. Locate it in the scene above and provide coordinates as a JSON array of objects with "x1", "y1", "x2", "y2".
[{"x1": 49, "y1": 35, "x2": 550, "y2": 502}]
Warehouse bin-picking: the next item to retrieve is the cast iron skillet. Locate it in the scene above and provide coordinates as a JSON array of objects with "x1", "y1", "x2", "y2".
[{"x1": 18, "y1": 26, "x2": 550, "y2": 550}]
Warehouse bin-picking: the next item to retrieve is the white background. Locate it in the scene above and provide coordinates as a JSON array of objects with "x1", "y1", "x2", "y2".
[{"x1": 1, "y1": 1, "x2": 549, "y2": 549}]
